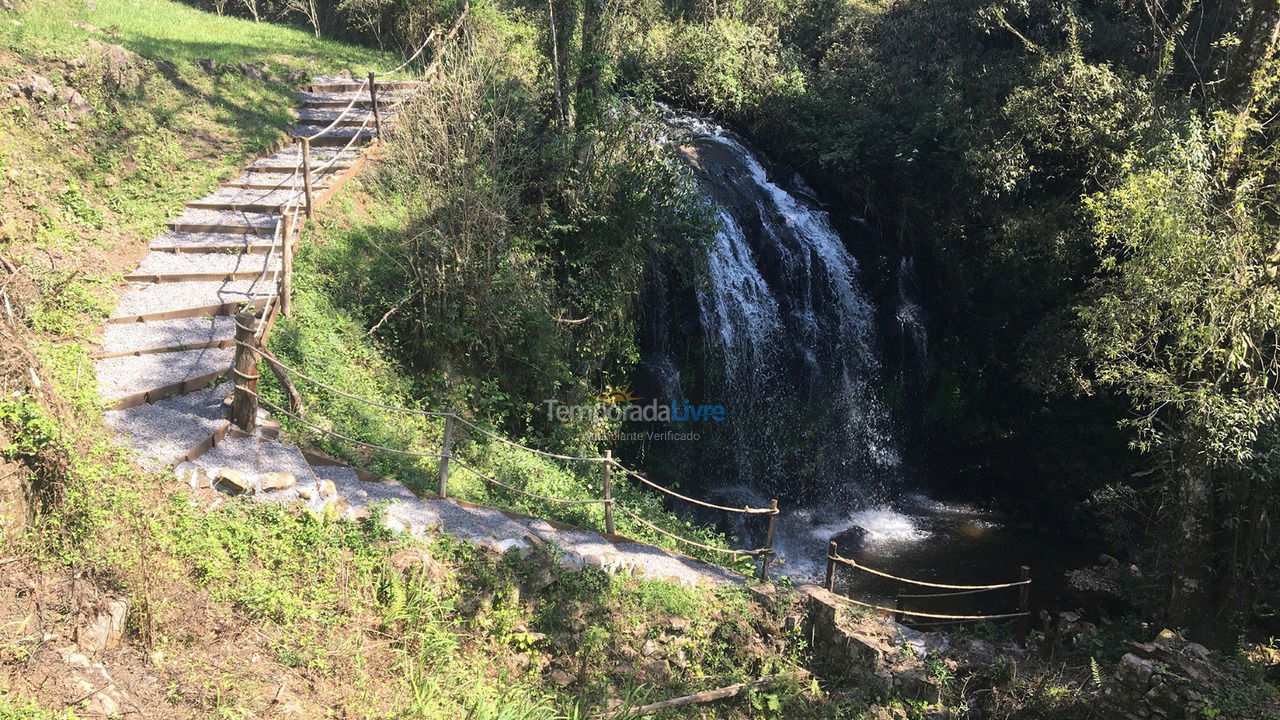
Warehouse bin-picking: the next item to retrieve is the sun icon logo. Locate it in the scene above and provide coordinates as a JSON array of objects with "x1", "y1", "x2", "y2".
[{"x1": 598, "y1": 383, "x2": 641, "y2": 405}]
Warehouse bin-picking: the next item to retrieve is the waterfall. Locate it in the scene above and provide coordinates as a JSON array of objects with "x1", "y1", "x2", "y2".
[{"x1": 633, "y1": 110, "x2": 909, "y2": 531}]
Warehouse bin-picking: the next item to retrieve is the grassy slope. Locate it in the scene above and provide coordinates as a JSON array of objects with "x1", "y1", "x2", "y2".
[
  {"x1": 0, "y1": 2, "x2": 821, "y2": 718},
  {"x1": 262, "y1": 182, "x2": 755, "y2": 574}
]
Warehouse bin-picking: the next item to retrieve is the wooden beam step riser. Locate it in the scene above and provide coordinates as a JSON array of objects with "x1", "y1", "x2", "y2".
[
  {"x1": 150, "y1": 244, "x2": 280, "y2": 255},
  {"x1": 124, "y1": 270, "x2": 280, "y2": 284},
  {"x1": 94, "y1": 335, "x2": 238, "y2": 358},
  {"x1": 108, "y1": 297, "x2": 270, "y2": 325},
  {"x1": 109, "y1": 368, "x2": 229, "y2": 411},
  {"x1": 248, "y1": 164, "x2": 350, "y2": 174},
  {"x1": 166, "y1": 224, "x2": 276, "y2": 235},
  {"x1": 184, "y1": 201, "x2": 295, "y2": 213}
]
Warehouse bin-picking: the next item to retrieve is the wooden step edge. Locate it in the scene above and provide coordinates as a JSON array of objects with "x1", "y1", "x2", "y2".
[
  {"x1": 107, "y1": 366, "x2": 231, "y2": 411},
  {"x1": 173, "y1": 419, "x2": 232, "y2": 467},
  {"x1": 108, "y1": 296, "x2": 271, "y2": 325},
  {"x1": 220, "y1": 180, "x2": 334, "y2": 191},
  {"x1": 184, "y1": 200, "x2": 298, "y2": 213},
  {"x1": 150, "y1": 242, "x2": 281, "y2": 255},
  {"x1": 123, "y1": 269, "x2": 280, "y2": 284},
  {"x1": 166, "y1": 222, "x2": 277, "y2": 235},
  {"x1": 91, "y1": 337, "x2": 235, "y2": 360},
  {"x1": 247, "y1": 163, "x2": 352, "y2": 174}
]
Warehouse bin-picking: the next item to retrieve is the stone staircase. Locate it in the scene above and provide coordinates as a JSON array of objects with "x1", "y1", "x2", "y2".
[{"x1": 95, "y1": 75, "x2": 742, "y2": 588}]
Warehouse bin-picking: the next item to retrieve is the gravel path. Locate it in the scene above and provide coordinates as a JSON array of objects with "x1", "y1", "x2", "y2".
[{"x1": 97, "y1": 78, "x2": 745, "y2": 590}]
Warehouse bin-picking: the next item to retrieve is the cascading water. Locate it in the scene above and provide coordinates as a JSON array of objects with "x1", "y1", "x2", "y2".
[{"x1": 628, "y1": 110, "x2": 921, "y2": 577}]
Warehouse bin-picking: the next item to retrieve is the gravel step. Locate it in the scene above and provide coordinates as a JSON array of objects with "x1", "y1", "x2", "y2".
[
  {"x1": 185, "y1": 187, "x2": 305, "y2": 212},
  {"x1": 248, "y1": 147, "x2": 358, "y2": 173},
  {"x1": 103, "y1": 383, "x2": 231, "y2": 469},
  {"x1": 151, "y1": 232, "x2": 280, "y2": 254},
  {"x1": 110, "y1": 279, "x2": 275, "y2": 322},
  {"x1": 291, "y1": 125, "x2": 377, "y2": 145},
  {"x1": 221, "y1": 172, "x2": 336, "y2": 191},
  {"x1": 295, "y1": 107, "x2": 385, "y2": 125},
  {"x1": 100, "y1": 316, "x2": 237, "y2": 356},
  {"x1": 168, "y1": 208, "x2": 279, "y2": 234},
  {"x1": 96, "y1": 346, "x2": 233, "y2": 408},
  {"x1": 126, "y1": 251, "x2": 280, "y2": 282},
  {"x1": 193, "y1": 433, "x2": 319, "y2": 492}
]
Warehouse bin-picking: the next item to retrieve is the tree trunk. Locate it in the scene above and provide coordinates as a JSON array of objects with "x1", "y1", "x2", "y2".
[{"x1": 574, "y1": 0, "x2": 604, "y2": 134}]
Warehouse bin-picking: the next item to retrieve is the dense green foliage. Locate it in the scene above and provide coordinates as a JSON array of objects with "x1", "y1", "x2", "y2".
[
  {"x1": 572, "y1": 0, "x2": 1280, "y2": 641},
  {"x1": 248, "y1": 0, "x2": 1280, "y2": 642}
]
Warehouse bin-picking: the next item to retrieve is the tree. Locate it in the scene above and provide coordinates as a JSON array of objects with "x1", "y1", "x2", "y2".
[{"x1": 1079, "y1": 120, "x2": 1280, "y2": 640}]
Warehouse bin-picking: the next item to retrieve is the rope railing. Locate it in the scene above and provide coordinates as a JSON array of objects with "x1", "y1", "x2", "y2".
[
  {"x1": 249, "y1": 390, "x2": 446, "y2": 460},
  {"x1": 228, "y1": 331, "x2": 782, "y2": 573},
  {"x1": 451, "y1": 414, "x2": 612, "y2": 463},
  {"x1": 452, "y1": 458, "x2": 610, "y2": 506},
  {"x1": 376, "y1": 29, "x2": 440, "y2": 78},
  {"x1": 614, "y1": 504, "x2": 769, "y2": 557},
  {"x1": 823, "y1": 540, "x2": 1033, "y2": 629},
  {"x1": 608, "y1": 461, "x2": 778, "y2": 516},
  {"x1": 836, "y1": 595, "x2": 1030, "y2": 622},
  {"x1": 827, "y1": 552, "x2": 1031, "y2": 591}
]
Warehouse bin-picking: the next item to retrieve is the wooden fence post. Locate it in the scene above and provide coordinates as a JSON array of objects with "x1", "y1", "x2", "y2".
[
  {"x1": 825, "y1": 541, "x2": 837, "y2": 592},
  {"x1": 280, "y1": 212, "x2": 294, "y2": 317},
  {"x1": 1017, "y1": 565, "x2": 1031, "y2": 640},
  {"x1": 894, "y1": 593, "x2": 905, "y2": 624},
  {"x1": 757, "y1": 498, "x2": 779, "y2": 582},
  {"x1": 231, "y1": 312, "x2": 260, "y2": 432},
  {"x1": 300, "y1": 137, "x2": 314, "y2": 219},
  {"x1": 603, "y1": 449, "x2": 615, "y2": 535},
  {"x1": 438, "y1": 412, "x2": 455, "y2": 498},
  {"x1": 367, "y1": 72, "x2": 382, "y2": 138}
]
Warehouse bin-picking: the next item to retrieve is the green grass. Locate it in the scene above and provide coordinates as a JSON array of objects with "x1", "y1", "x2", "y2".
[
  {"x1": 1, "y1": 0, "x2": 390, "y2": 72},
  {"x1": 257, "y1": 195, "x2": 755, "y2": 573}
]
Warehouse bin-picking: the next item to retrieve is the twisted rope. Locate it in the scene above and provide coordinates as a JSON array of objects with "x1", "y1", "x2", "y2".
[
  {"x1": 610, "y1": 461, "x2": 778, "y2": 515},
  {"x1": 614, "y1": 504, "x2": 767, "y2": 557},
  {"x1": 247, "y1": 389, "x2": 445, "y2": 460},
  {"x1": 837, "y1": 594, "x2": 1029, "y2": 622},
  {"x1": 376, "y1": 29, "x2": 439, "y2": 77},
  {"x1": 829, "y1": 553, "x2": 1031, "y2": 591},
  {"x1": 453, "y1": 459, "x2": 610, "y2": 506}
]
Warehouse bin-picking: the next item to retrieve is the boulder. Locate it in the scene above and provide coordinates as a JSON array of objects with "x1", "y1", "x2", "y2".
[
  {"x1": 214, "y1": 468, "x2": 252, "y2": 494},
  {"x1": 76, "y1": 596, "x2": 128, "y2": 657},
  {"x1": 21, "y1": 74, "x2": 55, "y2": 101},
  {"x1": 260, "y1": 472, "x2": 296, "y2": 491}
]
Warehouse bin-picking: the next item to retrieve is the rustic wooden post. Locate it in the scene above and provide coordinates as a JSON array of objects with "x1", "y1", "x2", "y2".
[
  {"x1": 757, "y1": 498, "x2": 779, "y2": 582},
  {"x1": 824, "y1": 541, "x2": 837, "y2": 592},
  {"x1": 300, "y1": 137, "x2": 314, "y2": 219},
  {"x1": 280, "y1": 212, "x2": 294, "y2": 317},
  {"x1": 231, "y1": 312, "x2": 260, "y2": 432},
  {"x1": 367, "y1": 72, "x2": 382, "y2": 138},
  {"x1": 603, "y1": 450, "x2": 615, "y2": 535},
  {"x1": 894, "y1": 593, "x2": 905, "y2": 624},
  {"x1": 437, "y1": 412, "x2": 455, "y2": 498},
  {"x1": 1017, "y1": 565, "x2": 1032, "y2": 639}
]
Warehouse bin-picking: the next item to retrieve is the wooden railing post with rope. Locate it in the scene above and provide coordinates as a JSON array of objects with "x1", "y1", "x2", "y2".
[
  {"x1": 603, "y1": 449, "x2": 615, "y2": 535},
  {"x1": 300, "y1": 137, "x2": 314, "y2": 218},
  {"x1": 823, "y1": 544, "x2": 1034, "y2": 625},
  {"x1": 438, "y1": 411, "x2": 455, "y2": 498},
  {"x1": 231, "y1": 312, "x2": 260, "y2": 433}
]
